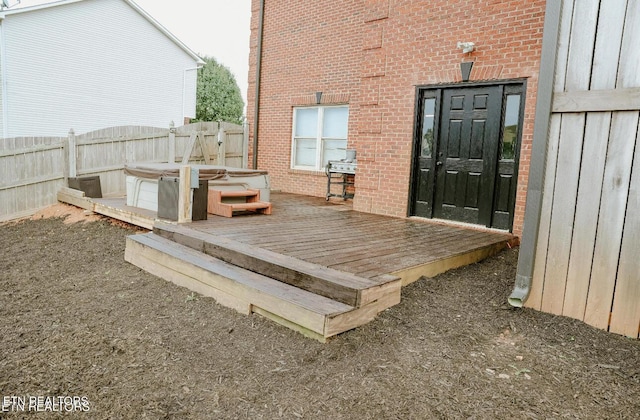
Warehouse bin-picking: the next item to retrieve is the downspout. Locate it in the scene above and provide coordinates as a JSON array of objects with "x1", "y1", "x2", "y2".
[
  {"x1": 252, "y1": 0, "x2": 265, "y2": 169},
  {"x1": 0, "y1": 14, "x2": 9, "y2": 139},
  {"x1": 508, "y1": 0, "x2": 562, "y2": 307},
  {"x1": 182, "y1": 65, "x2": 201, "y2": 124}
]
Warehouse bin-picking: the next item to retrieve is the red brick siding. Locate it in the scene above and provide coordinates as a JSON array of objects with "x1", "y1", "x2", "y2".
[{"x1": 247, "y1": 0, "x2": 546, "y2": 237}]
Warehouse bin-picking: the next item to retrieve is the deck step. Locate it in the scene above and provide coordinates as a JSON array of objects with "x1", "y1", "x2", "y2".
[
  {"x1": 125, "y1": 233, "x2": 400, "y2": 341},
  {"x1": 207, "y1": 188, "x2": 272, "y2": 217},
  {"x1": 226, "y1": 201, "x2": 272, "y2": 211},
  {"x1": 154, "y1": 222, "x2": 402, "y2": 308},
  {"x1": 219, "y1": 190, "x2": 260, "y2": 198}
]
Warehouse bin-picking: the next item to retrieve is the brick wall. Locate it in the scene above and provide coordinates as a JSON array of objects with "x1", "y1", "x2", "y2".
[{"x1": 247, "y1": 0, "x2": 546, "y2": 237}]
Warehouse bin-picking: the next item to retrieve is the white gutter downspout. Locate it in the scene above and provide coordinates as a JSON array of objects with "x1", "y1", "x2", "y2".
[
  {"x1": 182, "y1": 65, "x2": 202, "y2": 123},
  {"x1": 0, "y1": 14, "x2": 9, "y2": 138},
  {"x1": 508, "y1": 0, "x2": 562, "y2": 307},
  {"x1": 252, "y1": 0, "x2": 265, "y2": 169}
]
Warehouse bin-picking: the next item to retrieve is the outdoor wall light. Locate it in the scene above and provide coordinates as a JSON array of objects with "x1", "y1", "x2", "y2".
[
  {"x1": 315, "y1": 91, "x2": 323, "y2": 104},
  {"x1": 457, "y1": 41, "x2": 475, "y2": 54}
]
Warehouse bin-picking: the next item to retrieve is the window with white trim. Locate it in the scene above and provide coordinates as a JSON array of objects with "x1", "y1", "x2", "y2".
[{"x1": 291, "y1": 105, "x2": 349, "y2": 171}]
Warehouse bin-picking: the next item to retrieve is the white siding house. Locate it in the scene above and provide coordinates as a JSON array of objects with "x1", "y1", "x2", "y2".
[{"x1": 0, "y1": 0, "x2": 204, "y2": 138}]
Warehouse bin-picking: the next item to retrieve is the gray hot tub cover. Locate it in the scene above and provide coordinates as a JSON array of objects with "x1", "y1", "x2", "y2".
[{"x1": 124, "y1": 163, "x2": 267, "y2": 181}]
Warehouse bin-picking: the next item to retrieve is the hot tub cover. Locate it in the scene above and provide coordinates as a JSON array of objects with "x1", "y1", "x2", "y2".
[{"x1": 124, "y1": 163, "x2": 268, "y2": 181}]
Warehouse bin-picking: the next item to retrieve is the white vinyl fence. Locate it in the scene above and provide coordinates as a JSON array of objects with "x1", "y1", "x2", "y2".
[{"x1": 0, "y1": 121, "x2": 248, "y2": 222}]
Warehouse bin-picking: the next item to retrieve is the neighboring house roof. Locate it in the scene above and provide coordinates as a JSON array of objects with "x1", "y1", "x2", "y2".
[{"x1": 0, "y1": 0, "x2": 205, "y2": 66}]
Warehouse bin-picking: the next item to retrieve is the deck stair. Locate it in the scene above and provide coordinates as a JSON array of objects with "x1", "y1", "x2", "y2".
[
  {"x1": 207, "y1": 188, "x2": 272, "y2": 218},
  {"x1": 125, "y1": 222, "x2": 402, "y2": 341}
]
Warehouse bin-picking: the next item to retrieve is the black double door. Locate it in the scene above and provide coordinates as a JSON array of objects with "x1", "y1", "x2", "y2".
[{"x1": 410, "y1": 83, "x2": 523, "y2": 231}]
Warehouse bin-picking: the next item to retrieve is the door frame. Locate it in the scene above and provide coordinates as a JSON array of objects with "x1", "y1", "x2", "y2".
[{"x1": 408, "y1": 79, "x2": 527, "y2": 231}]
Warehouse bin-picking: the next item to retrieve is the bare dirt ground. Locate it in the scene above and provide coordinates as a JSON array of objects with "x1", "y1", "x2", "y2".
[{"x1": 1, "y1": 204, "x2": 638, "y2": 419}]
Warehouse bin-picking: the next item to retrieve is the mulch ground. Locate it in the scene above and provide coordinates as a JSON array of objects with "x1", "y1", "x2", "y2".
[{"x1": 0, "y1": 206, "x2": 638, "y2": 419}]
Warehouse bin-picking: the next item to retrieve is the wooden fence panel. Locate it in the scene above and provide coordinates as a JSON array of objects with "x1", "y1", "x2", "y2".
[
  {"x1": 0, "y1": 122, "x2": 247, "y2": 221},
  {"x1": 607, "y1": 0, "x2": 640, "y2": 340},
  {"x1": 0, "y1": 136, "x2": 66, "y2": 221},
  {"x1": 225, "y1": 129, "x2": 245, "y2": 168},
  {"x1": 562, "y1": 0, "x2": 625, "y2": 321},
  {"x1": 618, "y1": 0, "x2": 640, "y2": 89},
  {"x1": 76, "y1": 126, "x2": 169, "y2": 196},
  {"x1": 562, "y1": 112, "x2": 609, "y2": 320},
  {"x1": 540, "y1": 114, "x2": 584, "y2": 315},
  {"x1": 540, "y1": 0, "x2": 598, "y2": 316},
  {"x1": 609, "y1": 134, "x2": 640, "y2": 338},
  {"x1": 564, "y1": 0, "x2": 599, "y2": 91},
  {"x1": 175, "y1": 122, "x2": 221, "y2": 164},
  {"x1": 528, "y1": 115, "x2": 561, "y2": 310},
  {"x1": 527, "y1": 0, "x2": 575, "y2": 311},
  {"x1": 530, "y1": 0, "x2": 640, "y2": 338},
  {"x1": 584, "y1": 112, "x2": 638, "y2": 329},
  {"x1": 584, "y1": 0, "x2": 640, "y2": 330}
]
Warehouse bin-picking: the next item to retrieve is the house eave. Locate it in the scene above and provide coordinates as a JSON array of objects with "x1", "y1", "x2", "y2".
[
  {"x1": 4, "y1": 0, "x2": 205, "y2": 66},
  {"x1": 123, "y1": 0, "x2": 205, "y2": 65}
]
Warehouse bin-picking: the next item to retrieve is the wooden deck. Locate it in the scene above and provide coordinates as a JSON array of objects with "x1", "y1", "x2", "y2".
[
  {"x1": 58, "y1": 188, "x2": 513, "y2": 341},
  {"x1": 182, "y1": 193, "x2": 513, "y2": 285}
]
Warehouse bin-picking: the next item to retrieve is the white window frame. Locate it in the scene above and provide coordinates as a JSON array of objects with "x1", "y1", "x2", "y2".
[{"x1": 291, "y1": 105, "x2": 349, "y2": 171}]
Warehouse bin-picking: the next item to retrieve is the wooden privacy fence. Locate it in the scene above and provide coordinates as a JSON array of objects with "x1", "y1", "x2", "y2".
[
  {"x1": 527, "y1": 0, "x2": 639, "y2": 338},
  {"x1": 0, "y1": 121, "x2": 248, "y2": 222}
]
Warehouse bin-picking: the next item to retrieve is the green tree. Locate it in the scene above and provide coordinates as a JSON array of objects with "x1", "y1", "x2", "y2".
[{"x1": 195, "y1": 56, "x2": 244, "y2": 124}]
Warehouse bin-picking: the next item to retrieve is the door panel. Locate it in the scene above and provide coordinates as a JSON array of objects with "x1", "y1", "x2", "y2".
[
  {"x1": 492, "y1": 163, "x2": 515, "y2": 229},
  {"x1": 433, "y1": 86, "x2": 502, "y2": 226},
  {"x1": 470, "y1": 120, "x2": 486, "y2": 159},
  {"x1": 448, "y1": 118, "x2": 462, "y2": 157},
  {"x1": 410, "y1": 82, "x2": 523, "y2": 231},
  {"x1": 491, "y1": 92, "x2": 523, "y2": 230},
  {"x1": 411, "y1": 95, "x2": 438, "y2": 218}
]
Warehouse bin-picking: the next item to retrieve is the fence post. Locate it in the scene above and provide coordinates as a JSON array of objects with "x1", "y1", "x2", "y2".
[
  {"x1": 242, "y1": 121, "x2": 249, "y2": 169},
  {"x1": 168, "y1": 121, "x2": 176, "y2": 163},
  {"x1": 177, "y1": 165, "x2": 192, "y2": 223},
  {"x1": 217, "y1": 123, "x2": 226, "y2": 166},
  {"x1": 63, "y1": 134, "x2": 69, "y2": 184},
  {"x1": 67, "y1": 128, "x2": 77, "y2": 178}
]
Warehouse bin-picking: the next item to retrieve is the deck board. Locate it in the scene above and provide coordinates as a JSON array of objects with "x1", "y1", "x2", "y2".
[
  {"x1": 153, "y1": 222, "x2": 400, "y2": 307},
  {"x1": 188, "y1": 193, "x2": 513, "y2": 282},
  {"x1": 61, "y1": 190, "x2": 513, "y2": 338},
  {"x1": 62, "y1": 191, "x2": 513, "y2": 284},
  {"x1": 290, "y1": 227, "x2": 460, "y2": 262}
]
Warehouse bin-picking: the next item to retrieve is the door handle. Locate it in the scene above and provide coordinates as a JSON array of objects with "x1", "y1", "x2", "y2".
[{"x1": 436, "y1": 161, "x2": 443, "y2": 167}]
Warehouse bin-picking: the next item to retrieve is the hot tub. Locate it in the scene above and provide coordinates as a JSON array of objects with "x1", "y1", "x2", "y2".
[{"x1": 124, "y1": 163, "x2": 270, "y2": 212}]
